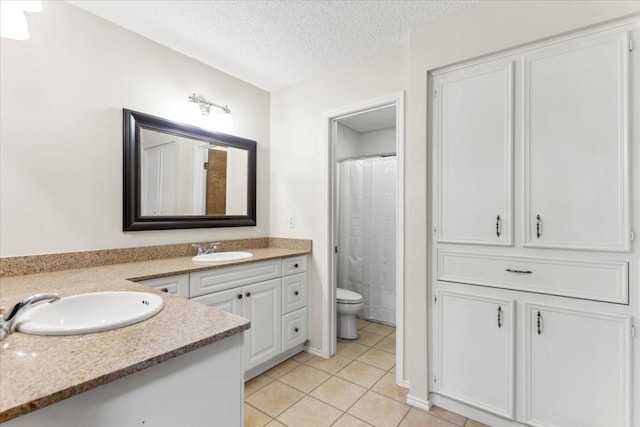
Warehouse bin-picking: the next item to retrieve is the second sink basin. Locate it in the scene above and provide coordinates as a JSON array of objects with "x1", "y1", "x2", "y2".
[
  {"x1": 15, "y1": 291, "x2": 164, "y2": 336},
  {"x1": 192, "y1": 251, "x2": 253, "y2": 263}
]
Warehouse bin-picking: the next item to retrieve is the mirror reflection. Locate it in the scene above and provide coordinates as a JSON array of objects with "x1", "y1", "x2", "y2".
[
  {"x1": 140, "y1": 129, "x2": 248, "y2": 217},
  {"x1": 123, "y1": 109, "x2": 256, "y2": 231}
]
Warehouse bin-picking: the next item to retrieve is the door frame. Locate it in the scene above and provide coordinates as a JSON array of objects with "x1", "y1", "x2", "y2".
[{"x1": 322, "y1": 91, "x2": 405, "y2": 386}]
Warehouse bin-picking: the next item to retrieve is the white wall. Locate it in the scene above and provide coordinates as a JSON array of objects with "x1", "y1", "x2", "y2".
[
  {"x1": 336, "y1": 126, "x2": 396, "y2": 160},
  {"x1": 270, "y1": 47, "x2": 408, "y2": 353},
  {"x1": 404, "y1": 0, "x2": 640, "y2": 405},
  {"x1": 0, "y1": 1, "x2": 270, "y2": 257}
]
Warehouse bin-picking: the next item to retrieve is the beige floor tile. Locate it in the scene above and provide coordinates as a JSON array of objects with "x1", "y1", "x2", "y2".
[
  {"x1": 399, "y1": 408, "x2": 459, "y2": 427},
  {"x1": 362, "y1": 322, "x2": 395, "y2": 337},
  {"x1": 348, "y1": 391, "x2": 409, "y2": 427},
  {"x1": 264, "y1": 359, "x2": 301, "y2": 379},
  {"x1": 353, "y1": 330, "x2": 385, "y2": 347},
  {"x1": 356, "y1": 318, "x2": 372, "y2": 330},
  {"x1": 357, "y1": 348, "x2": 396, "y2": 371},
  {"x1": 310, "y1": 376, "x2": 367, "y2": 411},
  {"x1": 371, "y1": 372, "x2": 408, "y2": 403},
  {"x1": 332, "y1": 413, "x2": 373, "y2": 427},
  {"x1": 336, "y1": 360, "x2": 386, "y2": 389},
  {"x1": 245, "y1": 381, "x2": 304, "y2": 418},
  {"x1": 336, "y1": 341, "x2": 370, "y2": 359},
  {"x1": 265, "y1": 421, "x2": 286, "y2": 427},
  {"x1": 464, "y1": 419, "x2": 489, "y2": 427},
  {"x1": 244, "y1": 403, "x2": 272, "y2": 427},
  {"x1": 429, "y1": 406, "x2": 467, "y2": 426},
  {"x1": 277, "y1": 396, "x2": 342, "y2": 427},
  {"x1": 245, "y1": 374, "x2": 274, "y2": 397},
  {"x1": 293, "y1": 350, "x2": 314, "y2": 363},
  {"x1": 305, "y1": 355, "x2": 352, "y2": 374},
  {"x1": 373, "y1": 334, "x2": 396, "y2": 354},
  {"x1": 278, "y1": 364, "x2": 331, "y2": 393},
  {"x1": 389, "y1": 364, "x2": 396, "y2": 373}
]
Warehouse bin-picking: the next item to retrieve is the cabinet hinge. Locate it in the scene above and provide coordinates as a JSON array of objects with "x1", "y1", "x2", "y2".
[
  {"x1": 434, "y1": 90, "x2": 437, "y2": 98},
  {"x1": 632, "y1": 326, "x2": 636, "y2": 338},
  {"x1": 630, "y1": 39, "x2": 634, "y2": 52},
  {"x1": 433, "y1": 375, "x2": 437, "y2": 384},
  {"x1": 631, "y1": 231, "x2": 635, "y2": 242},
  {"x1": 434, "y1": 295, "x2": 437, "y2": 304}
]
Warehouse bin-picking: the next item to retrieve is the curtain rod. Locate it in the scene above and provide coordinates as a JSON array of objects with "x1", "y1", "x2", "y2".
[{"x1": 336, "y1": 152, "x2": 396, "y2": 162}]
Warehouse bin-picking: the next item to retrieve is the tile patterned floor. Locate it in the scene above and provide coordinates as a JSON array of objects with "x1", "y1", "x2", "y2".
[{"x1": 244, "y1": 319, "x2": 488, "y2": 427}]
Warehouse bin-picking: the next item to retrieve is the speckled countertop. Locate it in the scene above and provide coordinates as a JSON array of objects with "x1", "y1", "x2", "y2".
[{"x1": 0, "y1": 247, "x2": 309, "y2": 422}]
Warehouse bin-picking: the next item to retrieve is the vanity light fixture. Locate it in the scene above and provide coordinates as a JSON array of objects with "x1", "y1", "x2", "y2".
[
  {"x1": 188, "y1": 93, "x2": 231, "y2": 115},
  {"x1": 0, "y1": 1, "x2": 42, "y2": 41}
]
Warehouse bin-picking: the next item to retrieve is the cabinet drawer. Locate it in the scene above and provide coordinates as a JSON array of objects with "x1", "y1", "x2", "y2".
[
  {"x1": 282, "y1": 308, "x2": 308, "y2": 352},
  {"x1": 190, "y1": 260, "x2": 281, "y2": 298},
  {"x1": 137, "y1": 274, "x2": 189, "y2": 298},
  {"x1": 438, "y1": 250, "x2": 628, "y2": 304},
  {"x1": 282, "y1": 273, "x2": 308, "y2": 314},
  {"x1": 282, "y1": 255, "x2": 307, "y2": 276}
]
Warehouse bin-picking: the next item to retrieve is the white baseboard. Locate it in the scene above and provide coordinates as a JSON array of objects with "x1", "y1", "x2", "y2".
[
  {"x1": 406, "y1": 394, "x2": 431, "y2": 411},
  {"x1": 402, "y1": 379, "x2": 410, "y2": 389},
  {"x1": 303, "y1": 345, "x2": 326, "y2": 358}
]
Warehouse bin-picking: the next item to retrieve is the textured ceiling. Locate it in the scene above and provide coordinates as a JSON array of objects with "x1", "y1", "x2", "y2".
[{"x1": 67, "y1": 0, "x2": 478, "y2": 91}]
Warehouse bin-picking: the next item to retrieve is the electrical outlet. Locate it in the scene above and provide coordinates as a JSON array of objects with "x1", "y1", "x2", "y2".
[{"x1": 288, "y1": 215, "x2": 295, "y2": 228}]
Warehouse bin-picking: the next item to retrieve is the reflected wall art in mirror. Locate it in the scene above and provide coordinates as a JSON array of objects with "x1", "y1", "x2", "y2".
[{"x1": 123, "y1": 109, "x2": 256, "y2": 231}]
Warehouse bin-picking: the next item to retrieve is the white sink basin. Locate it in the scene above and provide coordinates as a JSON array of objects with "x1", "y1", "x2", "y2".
[
  {"x1": 192, "y1": 251, "x2": 253, "y2": 263},
  {"x1": 15, "y1": 291, "x2": 164, "y2": 336}
]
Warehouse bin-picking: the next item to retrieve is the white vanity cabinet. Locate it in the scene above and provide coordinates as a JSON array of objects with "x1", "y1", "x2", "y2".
[
  {"x1": 434, "y1": 291, "x2": 515, "y2": 418},
  {"x1": 193, "y1": 278, "x2": 282, "y2": 371},
  {"x1": 187, "y1": 255, "x2": 309, "y2": 376}
]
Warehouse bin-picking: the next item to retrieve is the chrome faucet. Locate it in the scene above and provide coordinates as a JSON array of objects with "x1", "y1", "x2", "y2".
[
  {"x1": 192, "y1": 242, "x2": 219, "y2": 256},
  {"x1": 0, "y1": 293, "x2": 60, "y2": 340}
]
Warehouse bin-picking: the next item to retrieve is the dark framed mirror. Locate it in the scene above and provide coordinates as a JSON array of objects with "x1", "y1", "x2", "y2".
[{"x1": 123, "y1": 109, "x2": 257, "y2": 231}]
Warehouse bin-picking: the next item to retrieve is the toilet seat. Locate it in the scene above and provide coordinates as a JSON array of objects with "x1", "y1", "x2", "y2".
[{"x1": 337, "y1": 288, "x2": 363, "y2": 304}]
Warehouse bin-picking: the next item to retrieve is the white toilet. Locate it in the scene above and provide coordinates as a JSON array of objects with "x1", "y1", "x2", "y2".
[{"x1": 337, "y1": 288, "x2": 364, "y2": 339}]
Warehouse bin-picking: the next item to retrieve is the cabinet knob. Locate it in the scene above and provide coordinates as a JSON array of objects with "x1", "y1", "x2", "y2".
[
  {"x1": 294, "y1": 263, "x2": 299, "y2": 268},
  {"x1": 497, "y1": 306, "x2": 502, "y2": 328},
  {"x1": 294, "y1": 327, "x2": 299, "y2": 333},
  {"x1": 160, "y1": 288, "x2": 169, "y2": 293},
  {"x1": 294, "y1": 291, "x2": 299, "y2": 296},
  {"x1": 245, "y1": 292, "x2": 251, "y2": 297},
  {"x1": 537, "y1": 311, "x2": 542, "y2": 335},
  {"x1": 237, "y1": 294, "x2": 243, "y2": 299}
]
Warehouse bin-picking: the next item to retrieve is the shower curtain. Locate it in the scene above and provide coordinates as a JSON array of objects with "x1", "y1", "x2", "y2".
[{"x1": 337, "y1": 155, "x2": 396, "y2": 325}]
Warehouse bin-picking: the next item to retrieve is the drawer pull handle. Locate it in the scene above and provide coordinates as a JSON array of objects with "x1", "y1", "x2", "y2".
[
  {"x1": 245, "y1": 292, "x2": 251, "y2": 297},
  {"x1": 294, "y1": 327, "x2": 299, "y2": 333},
  {"x1": 496, "y1": 215, "x2": 501, "y2": 238},
  {"x1": 497, "y1": 306, "x2": 502, "y2": 328},
  {"x1": 294, "y1": 263, "x2": 299, "y2": 268},
  {"x1": 537, "y1": 311, "x2": 542, "y2": 335},
  {"x1": 237, "y1": 294, "x2": 243, "y2": 299},
  {"x1": 505, "y1": 269, "x2": 533, "y2": 274},
  {"x1": 160, "y1": 287, "x2": 169, "y2": 293},
  {"x1": 294, "y1": 291, "x2": 299, "y2": 296},
  {"x1": 536, "y1": 214, "x2": 542, "y2": 239}
]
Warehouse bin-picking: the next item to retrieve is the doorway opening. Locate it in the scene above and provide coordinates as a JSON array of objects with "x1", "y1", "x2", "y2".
[{"x1": 324, "y1": 92, "x2": 405, "y2": 386}]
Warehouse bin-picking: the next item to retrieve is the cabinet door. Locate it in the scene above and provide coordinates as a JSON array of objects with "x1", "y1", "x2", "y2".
[
  {"x1": 435, "y1": 291, "x2": 515, "y2": 418},
  {"x1": 433, "y1": 60, "x2": 514, "y2": 246},
  {"x1": 524, "y1": 303, "x2": 631, "y2": 427},
  {"x1": 191, "y1": 287, "x2": 243, "y2": 316},
  {"x1": 243, "y1": 278, "x2": 282, "y2": 370},
  {"x1": 524, "y1": 30, "x2": 631, "y2": 251}
]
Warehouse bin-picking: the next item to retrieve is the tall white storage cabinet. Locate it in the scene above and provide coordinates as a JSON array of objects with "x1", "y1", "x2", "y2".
[{"x1": 430, "y1": 18, "x2": 638, "y2": 427}]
